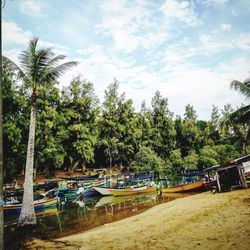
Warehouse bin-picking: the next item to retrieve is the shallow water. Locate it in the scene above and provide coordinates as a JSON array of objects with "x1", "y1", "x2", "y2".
[{"x1": 4, "y1": 192, "x2": 196, "y2": 244}]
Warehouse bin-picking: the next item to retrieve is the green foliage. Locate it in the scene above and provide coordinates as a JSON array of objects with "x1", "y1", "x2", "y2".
[
  {"x1": 213, "y1": 144, "x2": 240, "y2": 164},
  {"x1": 184, "y1": 104, "x2": 198, "y2": 120},
  {"x1": 2, "y1": 63, "x2": 29, "y2": 180},
  {"x1": 183, "y1": 151, "x2": 199, "y2": 169},
  {"x1": 169, "y1": 149, "x2": 184, "y2": 175},
  {"x1": 198, "y1": 146, "x2": 219, "y2": 168},
  {"x1": 151, "y1": 91, "x2": 176, "y2": 159},
  {"x1": 3, "y1": 44, "x2": 247, "y2": 181},
  {"x1": 130, "y1": 147, "x2": 166, "y2": 175},
  {"x1": 61, "y1": 76, "x2": 99, "y2": 170}
]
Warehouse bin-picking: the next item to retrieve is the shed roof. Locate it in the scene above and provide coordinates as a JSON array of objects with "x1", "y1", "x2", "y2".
[{"x1": 204, "y1": 154, "x2": 250, "y2": 172}]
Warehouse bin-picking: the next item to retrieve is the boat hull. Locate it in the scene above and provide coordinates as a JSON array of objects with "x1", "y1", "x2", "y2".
[
  {"x1": 3, "y1": 197, "x2": 58, "y2": 216},
  {"x1": 94, "y1": 186, "x2": 112, "y2": 196},
  {"x1": 108, "y1": 186, "x2": 157, "y2": 196},
  {"x1": 161, "y1": 180, "x2": 204, "y2": 193}
]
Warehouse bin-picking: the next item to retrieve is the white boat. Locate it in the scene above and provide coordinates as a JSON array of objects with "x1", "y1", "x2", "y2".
[
  {"x1": 94, "y1": 185, "x2": 157, "y2": 196},
  {"x1": 94, "y1": 186, "x2": 112, "y2": 196}
]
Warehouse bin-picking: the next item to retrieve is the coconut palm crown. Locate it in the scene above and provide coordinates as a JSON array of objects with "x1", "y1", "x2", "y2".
[
  {"x1": 3, "y1": 38, "x2": 78, "y2": 226},
  {"x1": 229, "y1": 76, "x2": 250, "y2": 139}
]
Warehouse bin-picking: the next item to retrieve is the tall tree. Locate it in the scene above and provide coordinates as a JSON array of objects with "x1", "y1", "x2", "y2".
[
  {"x1": 137, "y1": 100, "x2": 153, "y2": 149},
  {"x1": 116, "y1": 98, "x2": 139, "y2": 165},
  {"x1": 180, "y1": 105, "x2": 199, "y2": 156},
  {"x1": 184, "y1": 104, "x2": 198, "y2": 120},
  {"x1": 61, "y1": 77, "x2": 99, "y2": 170},
  {"x1": 208, "y1": 105, "x2": 220, "y2": 144},
  {"x1": 3, "y1": 38, "x2": 77, "y2": 226},
  {"x1": 220, "y1": 104, "x2": 235, "y2": 144},
  {"x1": 229, "y1": 76, "x2": 250, "y2": 140},
  {"x1": 35, "y1": 84, "x2": 65, "y2": 176},
  {"x1": 2, "y1": 62, "x2": 29, "y2": 180},
  {"x1": 98, "y1": 79, "x2": 122, "y2": 167},
  {"x1": 151, "y1": 91, "x2": 176, "y2": 160}
]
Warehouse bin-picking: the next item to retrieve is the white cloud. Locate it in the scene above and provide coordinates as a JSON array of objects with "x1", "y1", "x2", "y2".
[
  {"x1": 2, "y1": 20, "x2": 32, "y2": 45},
  {"x1": 199, "y1": 34, "x2": 211, "y2": 42},
  {"x1": 220, "y1": 23, "x2": 231, "y2": 31},
  {"x1": 20, "y1": 0, "x2": 46, "y2": 17},
  {"x1": 233, "y1": 33, "x2": 250, "y2": 49},
  {"x1": 160, "y1": 0, "x2": 202, "y2": 27},
  {"x1": 38, "y1": 40, "x2": 69, "y2": 55},
  {"x1": 231, "y1": 9, "x2": 238, "y2": 17},
  {"x1": 157, "y1": 57, "x2": 250, "y2": 119},
  {"x1": 3, "y1": 48, "x2": 22, "y2": 64},
  {"x1": 193, "y1": 32, "x2": 250, "y2": 56},
  {"x1": 59, "y1": 45, "x2": 250, "y2": 120},
  {"x1": 2, "y1": 20, "x2": 68, "y2": 57},
  {"x1": 202, "y1": 0, "x2": 229, "y2": 8},
  {"x1": 97, "y1": 0, "x2": 168, "y2": 53}
]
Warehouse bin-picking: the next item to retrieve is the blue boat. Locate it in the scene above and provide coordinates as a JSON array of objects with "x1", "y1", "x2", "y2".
[{"x1": 3, "y1": 197, "x2": 58, "y2": 217}]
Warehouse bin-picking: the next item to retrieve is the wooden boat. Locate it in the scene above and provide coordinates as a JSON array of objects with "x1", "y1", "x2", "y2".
[
  {"x1": 161, "y1": 180, "x2": 204, "y2": 193},
  {"x1": 77, "y1": 180, "x2": 111, "y2": 197},
  {"x1": 3, "y1": 197, "x2": 58, "y2": 216},
  {"x1": 94, "y1": 186, "x2": 112, "y2": 196},
  {"x1": 104, "y1": 185, "x2": 157, "y2": 196},
  {"x1": 62, "y1": 173, "x2": 99, "y2": 181}
]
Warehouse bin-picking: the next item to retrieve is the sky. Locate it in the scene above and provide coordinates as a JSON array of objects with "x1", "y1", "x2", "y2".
[{"x1": 2, "y1": 0, "x2": 250, "y2": 120}]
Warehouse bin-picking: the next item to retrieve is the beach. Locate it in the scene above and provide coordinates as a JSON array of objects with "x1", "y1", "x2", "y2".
[{"x1": 25, "y1": 189, "x2": 250, "y2": 250}]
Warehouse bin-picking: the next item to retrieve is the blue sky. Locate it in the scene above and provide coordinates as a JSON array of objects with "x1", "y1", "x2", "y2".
[{"x1": 3, "y1": 0, "x2": 250, "y2": 120}]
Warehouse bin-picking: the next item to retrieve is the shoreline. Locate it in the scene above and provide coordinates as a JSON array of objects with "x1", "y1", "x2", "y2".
[{"x1": 25, "y1": 189, "x2": 250, "y2": 249}]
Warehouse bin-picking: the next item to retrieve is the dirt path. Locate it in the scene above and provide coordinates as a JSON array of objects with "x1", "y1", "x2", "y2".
[{"x1": 25, "y1": 189, "x2": 250, "y2": 250}]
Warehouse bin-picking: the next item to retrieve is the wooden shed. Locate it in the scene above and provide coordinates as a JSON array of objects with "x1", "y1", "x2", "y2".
[{"x1": 204, "y1": 155, "x2": 249, "y2": 192}]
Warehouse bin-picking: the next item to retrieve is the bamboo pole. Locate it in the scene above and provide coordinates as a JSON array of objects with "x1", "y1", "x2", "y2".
[{"x1": 216, "y1": 171, "x2": 221, "y2": 192}]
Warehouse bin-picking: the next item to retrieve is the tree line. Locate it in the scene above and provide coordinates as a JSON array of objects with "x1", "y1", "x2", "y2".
[{"x1": 3, "y1": 41, "x2": 249, "y2": 182}]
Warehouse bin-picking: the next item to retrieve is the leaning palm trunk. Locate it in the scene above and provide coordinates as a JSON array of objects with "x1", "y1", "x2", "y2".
[
  {"x1": 3, "y1": 37, "x2": 78, "y2": 226},
  {"x1": 18, "y1": 103, "x2": 36, "y2": 226}
]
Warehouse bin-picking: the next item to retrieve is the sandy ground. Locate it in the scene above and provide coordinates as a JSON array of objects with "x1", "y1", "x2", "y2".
[{"x1": 25, "y1": 189, "x2": 250, "y2": 250}]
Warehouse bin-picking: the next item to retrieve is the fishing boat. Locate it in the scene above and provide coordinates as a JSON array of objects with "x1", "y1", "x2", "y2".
[
  {"x1": 93, "y1": 186, "x2": 112, "y2": 196},
  {"x1": 62, "y1": 173, "x2": 99, "y2": 181},
  {"x1": 96, "y1": 185, "x2": 157, "y2": 197},
  {"x1": 161, "y1": 180, "x2": 204, "y2": 193},
  {"x1": 3, "y1": 197, "x2": 58, "y2": 217},
  {"x1": 78, "y1": 180, "x2": 112, "y2": 197}
]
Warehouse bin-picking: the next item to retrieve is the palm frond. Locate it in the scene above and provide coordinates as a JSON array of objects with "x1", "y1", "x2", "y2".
[
  {"x1": 228, "y1": 104, "x2": 250, "y2": 124},
  {"x1": 37, "y1": 54, "x2": 66, "y2": 81},
  {"x1": 2, "y1": 56, "x2": 29, "y2": 83},
  {"x1": 31, "y1": 49, "x2": 55, "y2": 85},
  {"x1": 41, "y1": 61, "x2": 78, "y2": 85},
  {"x1": 4, "y1": 38, "x2": 78, "y2": 89},
  {"x1": 46, "y1": 55, "x2": 67, "y2": 65},
  {"x1": 230, "y1": 80, "x2": 250, "y2": 99}
]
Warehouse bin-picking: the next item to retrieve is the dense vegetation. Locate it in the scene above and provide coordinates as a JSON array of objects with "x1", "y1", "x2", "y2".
[{"x1": 3, "y1": 52, "x2": 249, "y2": 181}]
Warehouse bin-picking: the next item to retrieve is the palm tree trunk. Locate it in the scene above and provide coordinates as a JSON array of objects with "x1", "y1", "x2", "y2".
[
  {"x1": 18, "y1": 103, "x2": 37, "y2": 226},
  {"x1": 0, "y1": 1, "x2": 4, "y2": 248}
]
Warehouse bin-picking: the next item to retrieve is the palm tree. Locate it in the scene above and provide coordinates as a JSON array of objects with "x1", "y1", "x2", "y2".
[
  {"x1": 3, "y1": 38, "x2": 77, "y2": 226},
  {"x1": 229, "y1": 77, "x2": 250, "y2": 140}
]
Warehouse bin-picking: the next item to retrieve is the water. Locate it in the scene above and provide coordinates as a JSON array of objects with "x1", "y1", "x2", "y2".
[{"x1": 4, "y1": 192, "x2": 195, "y2": 243}]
